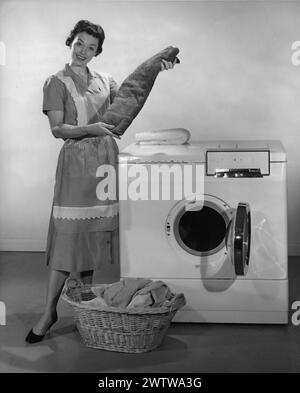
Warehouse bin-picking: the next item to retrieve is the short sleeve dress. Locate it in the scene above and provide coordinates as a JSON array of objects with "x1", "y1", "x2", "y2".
[{"x1": 43, "y1": 64, "x2": 119, "y2": 272}]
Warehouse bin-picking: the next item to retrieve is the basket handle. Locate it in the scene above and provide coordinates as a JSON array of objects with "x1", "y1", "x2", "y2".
[{"x1": 169, "y1": 293, "x2": 186, "y2": 312}]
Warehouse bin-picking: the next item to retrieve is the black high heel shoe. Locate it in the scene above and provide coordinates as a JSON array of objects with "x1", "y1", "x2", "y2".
[{"x1": 25, "y1": 313, "x2": 58, "y2": 344}]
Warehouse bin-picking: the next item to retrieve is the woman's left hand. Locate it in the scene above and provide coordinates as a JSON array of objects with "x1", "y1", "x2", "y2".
[{"x1": 160, "y1": 59, "x2": 176, "y2": 72}]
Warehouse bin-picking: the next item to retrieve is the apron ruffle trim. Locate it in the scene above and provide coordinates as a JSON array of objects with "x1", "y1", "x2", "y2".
[{"x1": 53, "y1": 202, "x2": 118, "y2": 220}]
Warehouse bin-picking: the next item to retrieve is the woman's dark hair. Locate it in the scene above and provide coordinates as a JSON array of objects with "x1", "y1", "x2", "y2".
[{"x1": 65, "y1": 20, "x2": 105, "y2": 56}]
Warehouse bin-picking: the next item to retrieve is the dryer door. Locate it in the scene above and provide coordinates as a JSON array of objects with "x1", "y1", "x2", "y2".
[{"x1": 226, "y1": 202, "x2": 251, "y2": 276}]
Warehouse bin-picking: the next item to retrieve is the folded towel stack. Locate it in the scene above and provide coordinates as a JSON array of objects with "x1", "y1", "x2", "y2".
[{"x1": 135, "y1": 128, "x2": 191, "y2": 145}]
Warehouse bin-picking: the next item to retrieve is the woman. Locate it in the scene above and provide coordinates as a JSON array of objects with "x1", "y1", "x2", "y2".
[{"x1": 25, "y1": 20, "x2": 175, "y2": 344}]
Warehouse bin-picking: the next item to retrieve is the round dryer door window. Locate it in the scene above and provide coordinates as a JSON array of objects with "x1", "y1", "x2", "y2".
[
  {"x1": 226, "y1": 202, "x2": 251, "y2": 276},
  {"x1": 170, "y1": 197, "x2": 232, "y2": 257},
  {"x1": 176, "y1": 205, "x2": 227, "y2": 255},
  {"x1": 166, "y1": 196, "x2": 251, "y2": 276}
]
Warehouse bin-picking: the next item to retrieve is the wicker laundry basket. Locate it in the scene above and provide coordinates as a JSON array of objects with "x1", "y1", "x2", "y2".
[{"x1": 61, "y1": 278, "x2": 186, "y2": 353}]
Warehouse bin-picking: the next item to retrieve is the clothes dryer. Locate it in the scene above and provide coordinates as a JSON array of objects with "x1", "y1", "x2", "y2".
[{"x1": 118, "y1": 140, "x2": 288, "y2": 323}]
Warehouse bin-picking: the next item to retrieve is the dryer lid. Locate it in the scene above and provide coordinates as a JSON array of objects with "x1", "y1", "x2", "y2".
[{"x1": 118, "y1": 140, "x2": 286, "y2": 164}]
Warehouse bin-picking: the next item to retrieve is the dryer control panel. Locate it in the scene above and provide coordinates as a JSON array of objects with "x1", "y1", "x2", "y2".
[{"x1": 206, "y1": 150, "x2": 270, "y2": 177}]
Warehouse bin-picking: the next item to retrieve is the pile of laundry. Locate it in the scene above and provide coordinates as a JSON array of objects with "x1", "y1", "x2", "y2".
[{"x1": 80, "y1": 278, "x2": 174, "y2": 310}]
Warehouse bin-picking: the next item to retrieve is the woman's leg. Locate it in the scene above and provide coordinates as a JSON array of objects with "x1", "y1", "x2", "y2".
[
  {"x1": 31, "y1": 269, "x2": 69, "y2": 335},
  {"x1": 80, "y1": 270, "x2": 93, "y2": 285}
]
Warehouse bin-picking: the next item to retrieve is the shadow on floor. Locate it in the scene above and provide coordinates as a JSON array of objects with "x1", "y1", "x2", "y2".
[{"x1": 0, "y1": 312, "x2": 188, "y2": 373}]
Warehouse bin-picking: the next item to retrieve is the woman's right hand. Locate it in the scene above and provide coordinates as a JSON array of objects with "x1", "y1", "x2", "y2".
[{"x1": 89, "y1": 122, "x2": 121, "y2": 139}]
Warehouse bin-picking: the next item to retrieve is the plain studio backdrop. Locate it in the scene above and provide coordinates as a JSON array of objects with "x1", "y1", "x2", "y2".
[{"x1": 0, "y1": 0, "x2": 300, "y2": 253}]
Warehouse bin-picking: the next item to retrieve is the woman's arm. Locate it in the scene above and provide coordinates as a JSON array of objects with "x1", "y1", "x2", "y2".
[{"x1": 47, "y1": 110, "x2": 117, "y2": 140}]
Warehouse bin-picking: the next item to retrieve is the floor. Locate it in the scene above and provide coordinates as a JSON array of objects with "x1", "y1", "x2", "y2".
[{"x1": 0, "y1": 251, "x2": 299, "y2": 373}]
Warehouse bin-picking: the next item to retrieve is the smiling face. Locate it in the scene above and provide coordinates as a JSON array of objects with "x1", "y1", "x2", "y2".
[{"x1": 70, "y1": 31, "x2": 99, "y2": 67}]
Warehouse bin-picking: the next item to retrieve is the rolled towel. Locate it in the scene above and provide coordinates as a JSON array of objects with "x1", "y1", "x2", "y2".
[
  {"x1": 135, "y1": 128, "x2": 191, "y2": 145},
  {"x1": 102, "y1": 46, "x2": 180, "y2": 136}
]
